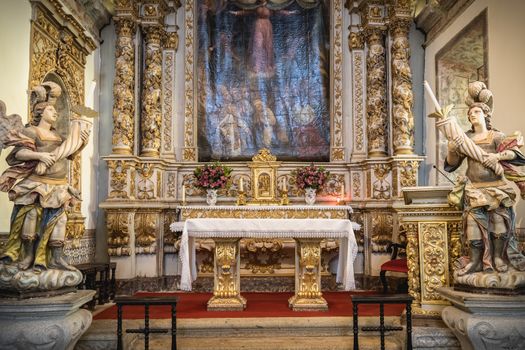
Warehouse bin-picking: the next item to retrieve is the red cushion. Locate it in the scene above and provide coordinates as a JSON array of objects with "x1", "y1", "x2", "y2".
[{"x1": 380, "y1": 259, "x2": 408, "y2": 273}]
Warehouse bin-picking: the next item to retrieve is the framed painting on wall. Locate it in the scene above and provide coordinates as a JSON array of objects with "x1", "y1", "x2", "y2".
[
  {"x1": 435, "y1": 9, "x2": 488, "y2": 185},
  {"x1": 196, "y1": 0, "x2": 331, "y2": 162}
]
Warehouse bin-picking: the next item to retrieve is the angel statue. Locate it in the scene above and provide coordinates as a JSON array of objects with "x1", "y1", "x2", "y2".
[
  {"x1": 427, "y1": 81, "x2": 525, "y2": 291},
  {"x1": 0, "y1": 82, "x2": 91, "y2": 294}
]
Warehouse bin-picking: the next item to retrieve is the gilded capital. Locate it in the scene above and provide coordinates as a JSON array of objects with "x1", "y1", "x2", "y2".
[
  {"x1": 389, "y1": 18, "x2": 411, "y2": 37},
  {"x1": 163, "y1": 30, "x2": 179, "y2": 50},
  {"x1": 348, "y1": 30, "x2": 364, "y2": 51},
  {"x1": 143, "y1": 25, "x2": 163, "y2": 44},
  {"x1": 115, "y1": 17, "x2": 136, "y2": 37}
]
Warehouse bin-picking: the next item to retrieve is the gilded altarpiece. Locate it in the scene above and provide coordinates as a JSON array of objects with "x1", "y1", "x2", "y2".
[
  {"x1": 29, "y1": 1, "x2": 96, "y2": 261},
  {"x1": 102, "y1": 0, "x2": 430, "y2": 284}
]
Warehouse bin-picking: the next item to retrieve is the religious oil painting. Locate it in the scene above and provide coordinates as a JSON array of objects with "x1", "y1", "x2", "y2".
[
  {"x1": 435, "y1": 9, "x2": 487, "y2": 185},
  {"x1": 197, "y1": 0, "x2": 330, "y2": 162}
]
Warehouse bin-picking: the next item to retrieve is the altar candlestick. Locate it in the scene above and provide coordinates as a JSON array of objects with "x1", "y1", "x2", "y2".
[
  {"x1": 239, "y1": 178, "x2": 243, "y2": 192},
  {"x1": 423, "y1": 80, "x2": 441, "y2": 111},
  {"x1": 182, "y1": 184, "x2": 186, "y2": 203}
]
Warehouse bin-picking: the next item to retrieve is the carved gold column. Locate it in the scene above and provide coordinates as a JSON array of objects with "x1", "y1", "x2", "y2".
[
  {"x1": 364, "y1": 27, "x2": 388, "y2": 157},
  {"x1": 447, "y1": 221, "x2": 462, "y2": 277},
  {"x1": 349, "y1": 30, "x2": 367, "y2": 161},
  {"x1": 289, "y1": 238, "x2": 328, "y2": 311},
  {"x1": 405, "y1": 223, "x2": 421, "y2": 309},
  {"x1": 161, "y1": 30, "x2": 178, "y2": 159},
  {"x1": 112, "y1": 17, "x2": 136, "y2": 155},
  {"x1": 390, "y1": 18, "x2": 414, "y2": 155},
  {"x1": 140, "y1": 25, "x2": 163, "y2": 157},
  {"x1": 207, "y1": 238, "x2": 246, "y2": 311}
]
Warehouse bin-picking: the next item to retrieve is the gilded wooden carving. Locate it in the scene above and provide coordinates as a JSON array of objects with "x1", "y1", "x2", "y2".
[
  {"x1": 135, "y1": 212, "x2": 157, "y2": 253},
  {"x1": 112, "y1": 18, "x2": 136, "y2": 155},
  {"x1": 405, "y1": 222, "x2": 421, "y2": 307},
  {"x1": 390, "y1": 19, "x2": 414, "y2": 155},
  {"x1": 372, "y1": 163, "x2": 391, "y2": 199},
  {"x1": 141, "y1": 26, "x2": 163, "y2": 157},
  {"x1": 419, "y1": 222, "x2": 449, "y2": 303},
  {"x1": 107, "y1": 212, "x2": 131, "y2": 256},
  {"x1": 364, "y1": 27, "x2": 388, "y2": 157}
]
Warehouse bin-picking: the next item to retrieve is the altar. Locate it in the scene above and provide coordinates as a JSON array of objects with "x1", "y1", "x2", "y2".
[{"x1": 173, "y1": 218, "x2": 358, "y2": 311}]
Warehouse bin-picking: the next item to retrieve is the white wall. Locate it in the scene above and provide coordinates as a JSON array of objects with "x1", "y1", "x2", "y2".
[
  {"x1": 0, "y1": 0, "x2": 31, "y2": 234},
  {"x1": 424, "y1": 0, "x2": 525, "y2": 225},
  {"x1": 82, "y1": 49, "x2": 101, "y2": 230}
]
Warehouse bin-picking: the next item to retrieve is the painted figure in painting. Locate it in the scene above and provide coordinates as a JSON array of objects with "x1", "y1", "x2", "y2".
[
  {"x1": 231, "y1": 1, "x2": 296, "y2": 78},
  {"x1": 197, "y1": 0, "x2": 330, "y2": 161},
  {"x1": 0, "y1": 82, "x2": 91, "y2": 292},
  {"x1": 442, "y1": 82, "x2": 525, "y2": 278}
]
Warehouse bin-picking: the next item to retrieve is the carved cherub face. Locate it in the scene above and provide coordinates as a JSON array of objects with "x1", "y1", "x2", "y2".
[{"x1": 41, "y1": 105, "x2": 58, "y2": 126}]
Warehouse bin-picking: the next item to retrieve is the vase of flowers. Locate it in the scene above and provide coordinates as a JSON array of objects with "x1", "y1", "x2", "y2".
[
  {"x1": 294, "y1": 164, "x2": 330, "y2": 205},
  {"x1": 193, "y1": 162, "x2": 232, "y2": 206}
]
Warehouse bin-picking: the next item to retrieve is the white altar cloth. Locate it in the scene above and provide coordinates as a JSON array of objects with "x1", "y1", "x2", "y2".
[{"x1": 172, "y1": 218, "x2": 360, "y2": 292}]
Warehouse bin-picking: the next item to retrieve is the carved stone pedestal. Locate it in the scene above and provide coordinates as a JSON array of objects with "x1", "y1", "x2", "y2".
[
  {"x1": 0, "y1": 290, "x2": 96, "y2": 350},
  {"x1": 438, "y1": 287, "x2": 525, "y2": 350}
]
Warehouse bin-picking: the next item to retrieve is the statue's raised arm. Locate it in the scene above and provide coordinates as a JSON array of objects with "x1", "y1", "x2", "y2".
[{"x1": 0, "y1": 82, "x2": 92, "y2": 295}]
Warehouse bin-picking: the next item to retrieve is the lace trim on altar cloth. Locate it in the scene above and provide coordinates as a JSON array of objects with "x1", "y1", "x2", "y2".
[{"x1": 178, "y1": 205, "x2": 353, "y2": 213}]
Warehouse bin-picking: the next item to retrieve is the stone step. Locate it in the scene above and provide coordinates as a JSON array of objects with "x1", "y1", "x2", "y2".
[{"x1": 137, "y1": 335, "x2": 404, "y2": 350}]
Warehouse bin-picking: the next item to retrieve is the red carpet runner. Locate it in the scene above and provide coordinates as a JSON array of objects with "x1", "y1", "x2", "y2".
[{"x1": 94, "y1": 292, "x2": 406, "y2": 320}]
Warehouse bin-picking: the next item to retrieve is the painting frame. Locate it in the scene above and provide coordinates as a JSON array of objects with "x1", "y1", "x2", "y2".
[{"x1": 183, "y1": 0, "x2": 346, "y2": 163}]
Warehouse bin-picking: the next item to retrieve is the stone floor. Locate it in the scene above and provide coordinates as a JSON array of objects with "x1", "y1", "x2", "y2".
[{"x1": 76, "y1": 304, "x2": 460, "y2": 350}]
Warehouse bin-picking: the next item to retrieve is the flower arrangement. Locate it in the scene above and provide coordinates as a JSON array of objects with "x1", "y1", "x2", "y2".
[
  {"x1": 294, "y1": 163, "x2": 330, "y2": 191},
  {"x1": 193, "y1": 162, "x2": 232, "y2": 190}
]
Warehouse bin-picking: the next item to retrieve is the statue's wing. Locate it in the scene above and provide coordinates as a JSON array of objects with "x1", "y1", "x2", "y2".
[{"x1": 0, "y1": 100, "x2": 25, "y2": 155}]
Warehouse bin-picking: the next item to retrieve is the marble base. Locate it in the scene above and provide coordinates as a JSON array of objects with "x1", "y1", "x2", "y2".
[
  {"x1": 0, "y1": 290, "x2": 96, "y2": 350},
  {"x1": 453, "y1": 268, "x2": 525, "y2": 294},
  {"x1": 438, "y1": 287, "x2": 525, "y2": 350},
  {"x1": 0, "y1": 262, "x2": 83, "y2": 294}
]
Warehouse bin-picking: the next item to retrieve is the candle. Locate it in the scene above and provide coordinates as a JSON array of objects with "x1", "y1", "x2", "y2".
[
  {"x1": 423, "y1": 80, "x2": 441, "y2": 111},
  {"x1": 239, "y1": 178, "x2": 243, "y2": 192},
  {"x1": 282, "y1": 177, "x2": 287, "y2": 191},
  {"x1": 340, "y1": 183, "x2": 345, "y2": 198},
  {"x1": 182, "y1": 184, "x2": 186, "y2": 203}
]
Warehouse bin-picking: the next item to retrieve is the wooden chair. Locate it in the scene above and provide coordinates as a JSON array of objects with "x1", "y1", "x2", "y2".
[{"x1": 379, "y1": 242, "x2": 408, "y2": 293}]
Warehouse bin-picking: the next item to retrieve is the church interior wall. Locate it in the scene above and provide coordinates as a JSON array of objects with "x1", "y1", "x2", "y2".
[
  {"x1": 94, "y1": 21, "x2": 116, "y2": 262},
  {"x1": 0, "y1": 0, "x2": 31, "y2": 235},
  {"x1": 424, "y1": 0, "x2": 525, "y2": 225}
]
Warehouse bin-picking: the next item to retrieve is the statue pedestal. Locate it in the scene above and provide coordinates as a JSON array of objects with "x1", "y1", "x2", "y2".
[
  {"x1": 438, "y1": 287, "x2": 525, "y2": 350},
  {"x1": 0, "y1": 290, "x2": 95, "y2": 350}
]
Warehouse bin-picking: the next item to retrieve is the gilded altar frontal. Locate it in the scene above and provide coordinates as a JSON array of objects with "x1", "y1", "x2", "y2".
[{"x1": 197, "y1": 0, "x2": 331, "y2": 161}]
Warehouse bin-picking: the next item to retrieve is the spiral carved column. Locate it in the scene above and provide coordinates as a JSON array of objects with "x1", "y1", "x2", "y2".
[
  {"x1": 112, "y1": 18, "x2": 136, "y2": 155},
  {"x1": 140, "y1": 26, "x2": 163, "y2": 157},
  {"x1": 365, "y1": 28, "x2": 388, "y2": 158},
  {"x1": 390, "y1": 19, "x2": 415, "y2": 155}
]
